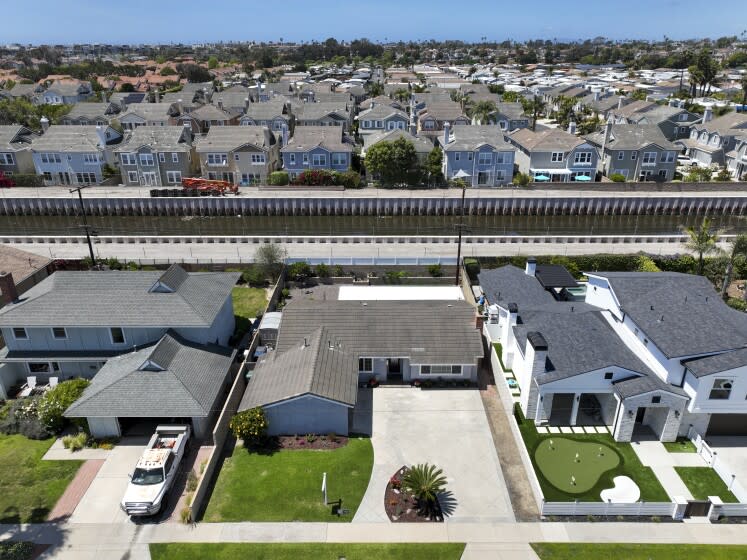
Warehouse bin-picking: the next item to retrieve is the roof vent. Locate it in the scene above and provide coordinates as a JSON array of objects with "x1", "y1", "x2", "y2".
[{"x1": 650, "y1": 305, "x2": 654, "y2": 311}]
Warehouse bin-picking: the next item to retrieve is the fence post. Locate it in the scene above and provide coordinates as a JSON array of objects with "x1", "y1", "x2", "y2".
[
  {"x1": 708, "y1": 496, "x2": 723, "y2": 522},
  {"x1": 672, "y1": 496, "x2": 688, "y2": 520}
]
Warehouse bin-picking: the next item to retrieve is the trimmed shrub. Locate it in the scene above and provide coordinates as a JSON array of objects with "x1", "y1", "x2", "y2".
[
  {"x1": 288, "y1": 261, "x2": 313, "y2": 281},
  {"x1": 637, "y1": 255, "x2": 661, "y2": 272},
  {"x1": 727, "y1": 297, "x2": 747, "y2": 312},
  {"x1": 333, "y1": 170, "x2": 362, "y2": 189},
  {"x1": 229, "y1": 407, "x2": 268, "y2": 447},
  {"x1": 609, "y1": 173, "x2": 627, "y2": 182},
  {"x1": 62, "y1": 432, "x2": 87, "y2": 452},
  {"x1": 292, "y1": 169, "x2": 335, "y2": 186},
  {"x1": 37, "y1": 378, "x2": 91, "y2": 434},
  {"x1": 268, "y1": 171, "x2": 289, "y2": 186},
  {"x1": 242, "y1": 267, "x2": 266, "y2": 287},
  {"x1": 315, "y1": 263, "x2": 330, "y2": 278},
  {"x1": 428, "y1": 263, "x2": 443, "y2": 277},
  {"x1": 0, "y1": 541, "x2": 34, "y2": 560},
  {"x1": 8, "y1": 174, "x2": 44, "y2": 187},
  {"x1": 0, "y1": 398, "x2": 50, "y2": 440}
]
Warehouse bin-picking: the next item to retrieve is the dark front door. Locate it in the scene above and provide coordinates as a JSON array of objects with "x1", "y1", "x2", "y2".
[
  {"x1": 387, "y1": 359, "x2": 402, "y2": 381},
  {"x1": 635, "y1": 407, "x2": 646, "y2": 424}
]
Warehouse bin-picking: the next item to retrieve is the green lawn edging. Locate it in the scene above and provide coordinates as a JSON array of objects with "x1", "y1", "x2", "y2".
[
  {"x1": 514, "y1": 405, "x2": 669, "y2": 502},
  {"x1": 150, "y1": 543, "x2": 466, "y2": 560},
  {"x1": 492, "y1": 343, "x2": 513, "y2": 373},
  {"x1": 674, "y1": 467, "x2": 738, "y2": 503},
  {"x1": 531, "y1": 543, "x2": 747, "y2": 560}
]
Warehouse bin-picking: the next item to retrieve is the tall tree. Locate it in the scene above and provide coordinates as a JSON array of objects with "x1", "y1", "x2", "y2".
[
  {"x1": 682, "y1": 217, "x2": 721, "y2": 275},
  {"x1": 423, "y1": 146, "x2": 444, "y2": 186},
  {"x1": 470, "y1": 100, "x2": 496, "y2": 124},
  {"x1": 521, "y1": 96, "x2": 546, "y2": 131},
  {"x1": 365, "y1": 137, "x2": 418, "y2": 186},
  {"x1": 721, "y1": 234, "x2": 747, "y2": 298}
]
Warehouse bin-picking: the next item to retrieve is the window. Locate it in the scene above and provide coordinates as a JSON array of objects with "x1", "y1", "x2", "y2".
[
  {"x1": 234, "y1": 153, "x2": 240, "y2": 161},
  {"x1": 420, "y1": 365, "x2": 462, "y2": 375},
  {"x1": 359, "y1": 358, "x2": 373, "y2": 372},
  {"x1": 110, "y1": 327, "x2": 125, "y2": 345},
  {"x1": 127, "y1": 171, "x2": 138, "y2": 183},
  {"x1": 363, "y1": 120, "x2": 371, "y2": 128},
  {"x1": 604, "y1": 372, "x2": 613, "y2": 380},
  {"x1": 28, "y1": 362, "x2": 52, "y2": 373},
  {"x1": 83, "y1": 153, "x2": 99, "y2": 164},
  {"x1": 166, "y1": 171, "x2": 182, "y2": 184},
  {"x1": 0, "y1": 153, "x2": 15, "y2": 165},
  {"x1": 251, "y1": 153, "x2": 266, "y2": 164},
  {"x1": 52, "y1": 327, "x2": 67, "y2": 339},
  {"x1": 75, "y1": 173, "x2": 96, "y2": 185},
  {"x1": 158, "y1": 153, "x2": 166, "y2": 163},
  {"x1": 12, "y1": 327, "x2": 27, "y2": 340},
  {"x1": 709, "y1": 378, "x2": 733, "y2": 400},
  {"x1": 573, "y1": 151, "x2": 592, "y2": 165},
  {"x1": 477, "y1": 171, "x2": 491, "y2": 185},
  {"x1": 139, "y1": 153, "x2": 154, "y2": 166},
  {"x1": 172, "y1": 152, "x2": 179, "y2": 163},
  {"x1": 43, "y1": 172, "x2": 52, "y2": 182},
  {"x1": 422, "y1": 120, "x2": 434, "y2": 130},
  {"x1": 642, "y1": 152, "x2": 657, "y2": 165},
  {"x1": 120, "y1": 153, "x2": 136, "y2": 165},
  {"x1": 312, "y1": 153, "x2": 327, "y2": 166},
  {"x1": 661, "y1": 151, "x2": 675, "y2": 163},
  {"x1": 617, "y1": 151, "x2": 625, "y2": 160},
  {"x1": 40, "y1": 153, "x2": 62, "y2": 164},
  {"x1": 207, "y1": 153, "x2": 227, "y2": 165},
  {"x1": 455, "y1": 152, "x2": 460, "y2": 161},
  {"x1": 289, "y1": 153, "x2": 296, "y2": 165},
  {"x1": 375, "y1": 120, "x2": 383, "y2": 128},
  {"x1": 651, "y1": 396, "x2": 661, "y2": 404},
  {"x1": 679, "y1": 113, "x2": 688, "y2": 121},
  {"x1": 303, "y1": 153, "x2": 309, "y2": 164},
  {"x1": 467, "y1": 152, "x2": 474, "y2": 161},
  {"x1": 332, "y1": 153, "x2": 347, "y2": 166},
  {"x1": 495, "y1": 153, "x2": 506, "y2": 164},
  {"x1": 631, "y1": 152, "x2": 637, "y2": 161},
  {"x1": 495, "y1": 170, "x2": 505, "y2": 181},
  {"x1": 658, "y1": 170, "x2": 668, "y2": 180},
  {"x1": 551, "y1": 152, "x2": 564, "y2": 162},
  {"x1": 478, "y1": 152, "x2": 492, "y2": 165}
]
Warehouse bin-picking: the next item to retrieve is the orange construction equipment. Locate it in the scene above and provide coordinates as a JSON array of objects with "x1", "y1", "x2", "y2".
[{"x1": 181, "y1": 177, "x2": 239, "y2": 195}]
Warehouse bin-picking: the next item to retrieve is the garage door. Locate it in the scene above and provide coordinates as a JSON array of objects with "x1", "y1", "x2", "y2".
[{"x1": 707, "y1": 414, "x2": 747, "y2": 436}]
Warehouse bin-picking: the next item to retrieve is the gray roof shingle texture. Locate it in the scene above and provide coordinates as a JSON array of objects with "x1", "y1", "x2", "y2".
[
  {"x1": 478, "y1": 265, "x2": 556, "y2": 310},
  {"x1": 684, "y1": 348, "x2": 747, "y2": 377},
  {"x1": 0, "y1": 265, "x2": 239, "y2": 328},
  {"x1": 65, "y1": 331, "x2": 234, "y2": 418},
  {"x1": 612, "y1": 374, "x2": 688, "y2": 399},
  {"x1": 591, "y1": 272, "x2": 747, "y2": 358}
]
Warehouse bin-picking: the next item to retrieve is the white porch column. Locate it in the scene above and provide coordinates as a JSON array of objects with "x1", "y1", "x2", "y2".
[{"x1": 570, "y1": 392, "x2": 581, "y2": 426}]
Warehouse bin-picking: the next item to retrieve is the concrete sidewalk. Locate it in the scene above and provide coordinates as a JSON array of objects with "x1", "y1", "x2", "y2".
[{"x1": 631, "y1": 439, "x2": 707, "y2": 500}]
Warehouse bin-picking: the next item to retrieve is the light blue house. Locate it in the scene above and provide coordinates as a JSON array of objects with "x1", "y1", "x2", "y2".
[
  {"x1": 281, "y1": 125, "x2": 352, "y2": 180},
  {"x1": 437, "y1": 124, "x2": 515, "y2": 187},
  {"x1": 31, "y1": 124, "x2": 123, "y2": 185}
]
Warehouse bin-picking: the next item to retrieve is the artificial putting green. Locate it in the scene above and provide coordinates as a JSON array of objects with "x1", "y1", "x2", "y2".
[{"x1": 534, "y1": 437, "x2": 620, "y2": 493}]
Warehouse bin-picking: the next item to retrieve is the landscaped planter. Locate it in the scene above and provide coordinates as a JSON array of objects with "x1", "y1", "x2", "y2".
[{"x1": 385, "y1": 466, "x2": 444, "y2": 523}]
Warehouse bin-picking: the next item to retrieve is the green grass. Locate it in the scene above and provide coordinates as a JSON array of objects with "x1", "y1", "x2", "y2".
[
  {"x1": 674, "y1": 467, "x2": 738, "y2": 503},
  {"x1": 514, "y1": 406, "x2": 668, "y2": 502},
  {"x1": 232, "y1": 286, "x2": 269, "y2": 335},
  {"x1": 0, "y1": 435, "x2": 82, "y2": 523},
  {"x1": 535, "y1": 438, "x2": 619, "y2": 494},
  {"x1": 663, "y1": 438, "x2": 697, "y2": 453},
  {"x1": 531, "y1": 543, "x2": 747, "y2": 559},
  {"x1": 492, "y1": 343, "x2": 513, "y2": 373},
  {"x1": 203, "y1": 437, "x2": 374, "y2": 522},
  {"x1": 150, "y1": 543, "x2": 466, "y2": 560}
]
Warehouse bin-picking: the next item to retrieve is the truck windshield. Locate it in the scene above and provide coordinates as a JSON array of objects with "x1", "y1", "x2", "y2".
[{"x1": 131, "y1": 467, "x2": 164, "y2": 485}]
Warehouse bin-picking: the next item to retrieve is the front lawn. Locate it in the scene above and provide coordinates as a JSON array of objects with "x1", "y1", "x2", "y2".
[
  {"x1": 0, "y1": 435, "x2": 82, "y2": 523},
  {"x1": 531, "y1": 543, "x2": 747, "y2": 560},
  {"x1": 674, "y1": 467, "x2": 738, "y2": 503},
  {"x1": 150, "y1": 543, "x2": 466, "y2": 560},
  {"x1": 232, "y1": 286, "x2": 269, "y2": 335},
  {"x1": 203, "y1": 437, "x2": 374, "y2": 522},
  {"x1": 515, "y1": 406, "x2": 668, "y2": 502},
  {"x1": 663, "y1": 438, "x2": 697, "y2": 453}
]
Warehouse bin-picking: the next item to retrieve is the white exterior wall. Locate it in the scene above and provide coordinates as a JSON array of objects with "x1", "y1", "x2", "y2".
[
  {"x1": 683, "y1": 368, "x2": 747, "y2": 414},
  {"x1": 87, "y1": 417, "x2": 121, "y2": 439},
  {"x1": 264, "y1": 395, "x2": 349, "y2": 436}
]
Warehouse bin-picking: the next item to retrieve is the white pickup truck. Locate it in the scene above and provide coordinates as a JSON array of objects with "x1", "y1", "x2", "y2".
[{"x1": 120, "y1": 425, "x2": 190, "y2": 516}]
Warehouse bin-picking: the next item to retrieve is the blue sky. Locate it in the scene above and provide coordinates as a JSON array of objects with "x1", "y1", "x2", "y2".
[{"x1": 4, "y1": 0, "x2": 746, "y2": 45}]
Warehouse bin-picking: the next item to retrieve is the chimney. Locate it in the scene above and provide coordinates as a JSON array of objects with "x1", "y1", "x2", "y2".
[
  {"x1": 526, "y1": 331, "x2": 548, "y2": 379},
  {"x1": 679, "y1": 99, "x2": 685, "y2": 109},
  {"x1": 370, "y1": 101, "x2": 375, "y2": 109},
  {"x1": 593, "y1": 91, "x2": 600, "y2": 102},
  {"x1": 601, "y1": 116, "x2": 613, "y2": 157},
  {"x1": 244, "y1": 97, "x2": 250, "y2": 112},
  {"x1": 475, "y1": 313, "x2": 484, "y2": 330},
  {"x1": 40, "y1": 116, "x2": 50, "y2": 132},
  {"x1": 507, "y1": 302, "x2": 519, "y2": 326},
  {"x1": 703, "y1": 106, "x2": 713, "y2": 123},
  {"x1": 443, "y1": 121, "x2": 451, "y2": 146},
  {"x1": 101, "y1": 91, "x2": 108, "y2": 104},
  {"x1": 618, "y1": 96, "x2": 624, "y2": 109},
  {"x1": 120, "y1": 98, "x2": 127, "y2": 112},
  {"x1": 281, "y1": 123, "x2": 289, "y2": 147},
  {"x1": 0, "y1": 272, "x2": 19, "y2": 305},
  {"x1": 217, "y1": 97, "x2": 224, "y2": 111},
  {"x1": 95, "y1": 125, "x2": 107, "y2": 147},
  {"x1": 255, "y1": 80, "x2": 262, "y2": 102},
  {"x1": 176, "y1": 98, "x2": 184, "y2": 115},
  {"x1": 568, "y1": 121, "x2": 577, "y2": 135},
  {"x1": 525, "y1": 257, "x2": 537, "y2": 277},
  {"x1": 409, "y1": 122, "x2": 417, "y2": 136}
]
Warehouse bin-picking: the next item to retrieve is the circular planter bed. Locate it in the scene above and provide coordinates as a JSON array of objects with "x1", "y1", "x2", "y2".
[{"x1": 385, "y1": 466, "x2": 444, "y2": 523}]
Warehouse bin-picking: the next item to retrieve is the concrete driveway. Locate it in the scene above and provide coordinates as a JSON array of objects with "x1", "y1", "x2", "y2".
[
  {"x1": 68, "y1": 437, "x2": 148, "y2": 524},
  {"x1": 704, "y1": 436, "x2": 747, "y2": 502},
  {"x1": 352, "y1": 387, "x2": 515, "y2": 523}
]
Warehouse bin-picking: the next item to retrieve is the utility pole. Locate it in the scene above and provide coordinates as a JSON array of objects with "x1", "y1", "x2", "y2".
[
  {"x1": 454, "y1": 182, "x2": 467, "y2": 286},
  {"x1": 69, "y1": 186, "x2": 97, "y2": 268}
]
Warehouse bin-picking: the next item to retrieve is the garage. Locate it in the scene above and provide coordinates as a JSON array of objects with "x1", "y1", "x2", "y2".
[{"x1": 707, "y1": 414, "x2": 747, "y2": 436}]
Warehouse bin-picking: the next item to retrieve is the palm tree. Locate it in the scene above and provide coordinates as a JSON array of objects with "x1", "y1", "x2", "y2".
[
  {"x1": 522, "y1": 96, "x2": 546, "y2": 131},
  {"x1": 741, "y1": 74, "x2": 747, "y2": 108},
  {"x1": 470, "y1": 100, "x2": 496, "y2": 124},
  {"x1": 403, "y1": 463, "x2": 447, "y2": 515},
  {"x1": 682, "y1": 217, "x2": 721, "y2": 276},
  {"x1": 721, "y1": 234, "x2": 747, "y2": 298}
]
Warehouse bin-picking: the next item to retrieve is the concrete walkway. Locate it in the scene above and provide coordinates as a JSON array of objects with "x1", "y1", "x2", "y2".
[
  {"x1": 46, "y1": 460, "x2": 105, "y2": 522},
  {"x1": 631, "y1": 439, "x2": 707, "y2": 500},
  {"x1": 42, "y1": 439, "x2": 112, "y2": 461}
]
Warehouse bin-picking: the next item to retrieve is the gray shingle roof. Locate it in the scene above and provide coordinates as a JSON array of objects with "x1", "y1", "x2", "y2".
[
  {"x1": 590, "y1": 272, "x2": 747, "y2": 358},
  {"x1": 0, "y1": 265, "x2": 239, "y2": 328},
  {"x1": 195, "y1": 126, "x2": 275, "y2": 152},
  {"x1": 509, "y1": 127, "x2": 585, "y2": 152},
  {"x1": 586, "y1": 124, "x2": 677, "y2": 151},
  {"x1": 478, "y1": 265, "x2": 556, "y2": 310},
  {"x1": 513, "y1": 307, "x2": 655, "y2": 384},
  {"x1": 0, "y1": 125, "x2": 34, "y2": 150},
  {"x1": 613, "y1": 374, "x2": 688, "y2": 400},
  {"x1": 440, "y1": 125, "x2": 513, "y2": 151},
  {"x1": 239, "y1": 326, "x2": 357, "y2": 410},
  {"x1": 684, "y1": 348, "x2": 747, "y2": 377},
  {"x1": 65, "y1": 331, "x2": 234, "y2": 418},
  {"x1": 241, "y1": 101, "x2": 289, "y2": 122},
  {"x1": 363, "y1": 129, "x2": 434, "y2": 154},
  {"x1": 114, "y1": 126, "x2": 191, "y2": 153},
  {"x1": 282, "y1": 126, "x2": 351, "y2": 153},
  {"x1": 31, "y1": 125, "x2": 120, "y2": 152}
]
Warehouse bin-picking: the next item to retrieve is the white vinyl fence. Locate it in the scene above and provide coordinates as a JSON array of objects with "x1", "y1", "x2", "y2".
[
  {"x1": 688, "y1": 426, "x2": 747, "y2": 505},
  {"x1": 541, "y1": 501, "x2": 676, "y2": 517}
]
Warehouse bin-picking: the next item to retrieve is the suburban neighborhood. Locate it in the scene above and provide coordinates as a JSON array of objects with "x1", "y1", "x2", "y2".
[{"x1": 2, "y1": 6, "x2": 747, "y2": 560}]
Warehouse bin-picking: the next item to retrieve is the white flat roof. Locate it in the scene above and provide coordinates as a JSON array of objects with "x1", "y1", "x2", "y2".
[{"x1": 338, "y1": 285, "x2": 465, "y2": 301}]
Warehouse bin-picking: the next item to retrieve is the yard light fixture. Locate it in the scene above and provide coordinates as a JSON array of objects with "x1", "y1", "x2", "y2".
[
  {"x1": 628, "y1": 409, "x2": 634, "y2": 417},
  {"x1": 674, "y1": 410, "x2": 680, "y2": 418}
]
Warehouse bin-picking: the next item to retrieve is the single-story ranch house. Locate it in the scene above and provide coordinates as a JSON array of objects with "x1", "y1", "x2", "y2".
[
  {"x1": 239, "y1": 300, "x2": 484, "y2": 436},
  {"x1": 479, "y1": 260, "x2": 747, "y2": 442}
]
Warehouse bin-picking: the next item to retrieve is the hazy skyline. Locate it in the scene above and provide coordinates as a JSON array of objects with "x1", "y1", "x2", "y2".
[{"x1": 4, "y1": 0, "x2": 746, "y2": 45}]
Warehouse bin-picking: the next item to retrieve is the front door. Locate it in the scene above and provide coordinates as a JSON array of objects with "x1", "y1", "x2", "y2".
[
  {"x1": 141, "y1": 172, "x2": 158, "y2": 186},
  {"x1": 387, "y1": 359, "x2": 402, "y2": 381},
  {"x1": 635, "y1": 407, "x2": 646, "y2": 424}
]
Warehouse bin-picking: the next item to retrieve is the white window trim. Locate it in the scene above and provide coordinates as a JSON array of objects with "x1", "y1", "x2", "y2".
[
  {"x1": 419, "y1": 364, "x2": 463, "y2": 375},
  {"x1": 617, "y1": 151, "x2": 624, "y2": 160},
  {"x1": 127, "y1": 170, "x2": 138, "y2": 182},
  {"x1": 51, "y1": 327, "x2": 67, "y2": 340},
  {"x1": 139, "y1": 154, "x2": 155, "y2": 166},
  {"x1": 26, "y1": 361, "x2": 60, "y2": 374},
  {"x1": 158, "y1": 153, "x2": 166, "y2": 163},
  {"x1": 358, "y1": 357, "x2": 373, "y2": 372},
  {"x1": 642, "y1": 151, "x2": 657, "y2": 166},
  {"x1": 109, "y1": 327, "x2": 126, "y2": 345},
  {"x1": 12, "y1": 327, "x2": 28, "y2": 340},
  {"x1": 551, "y1": 151, "x2": 564, "y2": 162}
]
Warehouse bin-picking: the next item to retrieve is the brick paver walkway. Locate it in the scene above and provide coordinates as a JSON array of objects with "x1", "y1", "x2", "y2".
[{"x1": 47, "y1": 459, "x2": 105, "y2": 522}]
